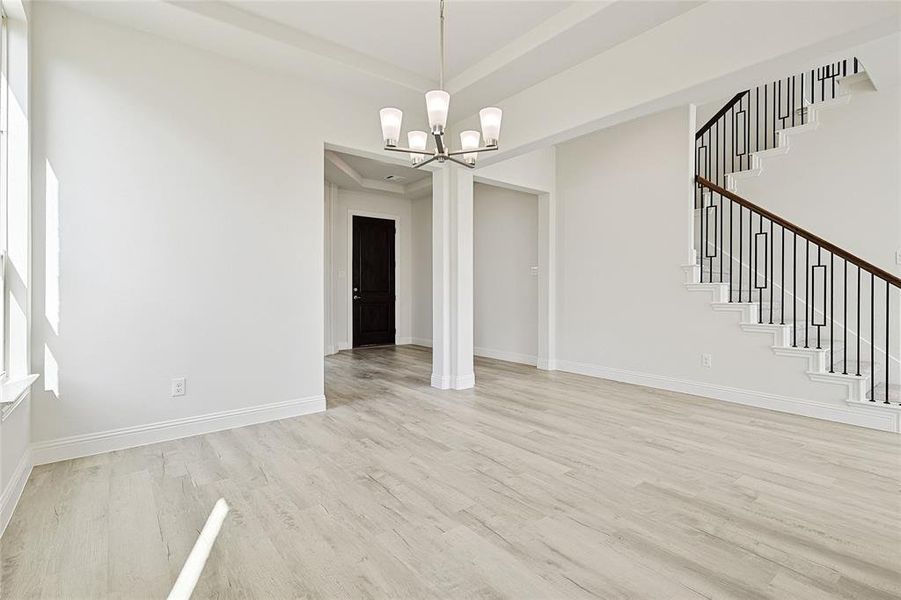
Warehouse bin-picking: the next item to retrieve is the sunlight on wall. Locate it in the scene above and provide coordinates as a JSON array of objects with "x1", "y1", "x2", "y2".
[
  {"x1": 43, "y1": 344, "x2": 58, "y2": 397},
  {"x1": 9, "y1": 291, "x2": 26, "y2": 377},
  {"x1": 45, "y1": 160, "x2": 59, "y2": 334}
]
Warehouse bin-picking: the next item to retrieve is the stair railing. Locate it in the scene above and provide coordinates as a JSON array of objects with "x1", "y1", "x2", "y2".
[
  {"x1": 695, "y1": 58, "x2": 861, "y2": 203},
  {"x1": 696, "y1": 175, "x2": 899, "y2": 405}
]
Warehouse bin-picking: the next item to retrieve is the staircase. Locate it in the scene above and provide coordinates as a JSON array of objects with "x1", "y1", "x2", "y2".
[{"x1": 684, "y1": 59, "x2": 901, "y2": 432}]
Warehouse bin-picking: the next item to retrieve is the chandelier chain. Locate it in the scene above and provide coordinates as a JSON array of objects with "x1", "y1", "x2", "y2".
[{"x1": 439, "y1": 0, "x2": 445, "y2": 89}]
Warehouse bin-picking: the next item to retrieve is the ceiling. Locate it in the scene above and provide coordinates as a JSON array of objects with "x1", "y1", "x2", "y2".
[
  {"x1": 66, "y1": 0, "x2": 704, "y2": 118},
  {"x1": 231, "y1": 1, "x2": 572, "y2": 82},
  {"x1": 325, "y1": 150, "x2": 432, "y2": 197}
]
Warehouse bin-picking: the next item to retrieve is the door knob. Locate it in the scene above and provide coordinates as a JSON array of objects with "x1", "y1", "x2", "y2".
[{"x1": 353, "y1": 295, "x2": 361, "y2": 300}]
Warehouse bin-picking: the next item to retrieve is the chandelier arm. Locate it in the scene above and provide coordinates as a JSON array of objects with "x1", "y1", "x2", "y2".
[
  {"x1": 432, "y1": 131, "x2": 446, "y2": 155},
  {"x1": 446, "y1": 145, "x2": 499, "y2": 157},
  {"x1": 445, "y1": 155, "x2": 474, "y2": 169},
  {"x1": 383, "y1": 145, "x2": 435, "y2": 157},
  {"x1": 413, "y1": 155, "x2": 441, "y2": 169}
]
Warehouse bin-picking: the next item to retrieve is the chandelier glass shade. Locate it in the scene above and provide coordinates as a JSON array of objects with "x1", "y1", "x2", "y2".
[{"x1": 379, "y1": 0, "x2": 501, "y2": 169}]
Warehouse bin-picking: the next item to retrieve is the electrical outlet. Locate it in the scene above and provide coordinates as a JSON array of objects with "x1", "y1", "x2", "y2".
[
  {"x1": 171, "y1": 377, "x2": 186, "y2": 397},
  {"x1": 530, "y1": 265, "x2": 539, "y2": 277},
  {"x1": 701, "y1": 353, "x2": 712, "y2": 368}
]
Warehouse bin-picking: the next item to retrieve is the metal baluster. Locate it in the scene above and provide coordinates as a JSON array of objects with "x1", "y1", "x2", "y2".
[
  {"x1": 715, "y1": 121, "x2": 719, "y2": 198},
  {"x1": 781, "y1": 227, "x2": 785, "y2": 325},
  {"x1": 821, "y1": 66, "x2": 825, "y2": 103},
  {"x1": 759, "y1": 215, "x2": 764, "y2": 323},
  {"x1": 719, "y1": 187, "x2": 724, "y2": 283},
  {"x1": 831, "y1": 63, "x2": 836, "y2": 98},
  {"x1": 800, "y1": 72, "x2": 805, "y2": 125},
  {"x1": 738, "y1": 204, "x2": 745, "y2": 302},
  {"x1": 805, "y1": 240, "x2": 809, "y2": 348},
  {"x1": 770, "y1": 219, "x2": 774, "y2": 324},
  {"x1": 829, "y1": 252, "x2": 834, "y2": 371},
  {"x1": 700, "y1": 182, "x2": 706, "y2": 282},
  {"x1": 843, "y1": 259, "x2": 847, "y2": 374},
  {"x1": 885, "y1": 281, "x2": 890, "y2": 404},
  {"x1": 793, "y1": 232, "x2": 797, "y2": 347},
  {"x1": 857, "y1": 266, "x2": 861, "y2": 376},
  {"x1": 817, "y1": 245, "x2": 822, "y2": 350},
  {"x1": 764, "y1": 82, "x2": 768, "y2": 150},
  {"x1": 871, "y1": 272, "x2": 875, "y2": 401},
  {"x1": 791, "y1": 75, "x2": 796, "y2": 127},
  {"x1": 729, "y1": 197, "x2": 733, "y2": 302},
  {"x1": 773, "y1": 79, "x2": 785, "y2": 132},
  {"x1": 745, "y1": 94, "x2": 750, "y2": 170},
  {"x1": 730, "y1": 106, "x2": 735, "y2": 174}
]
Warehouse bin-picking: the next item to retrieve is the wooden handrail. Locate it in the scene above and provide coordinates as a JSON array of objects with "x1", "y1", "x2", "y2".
[
  {"x1": 695, "y1": 91, "x2": 748, "y2": 140},
  {"x1": 696, "y1": 176, "x2": 901, "y2": 289}
]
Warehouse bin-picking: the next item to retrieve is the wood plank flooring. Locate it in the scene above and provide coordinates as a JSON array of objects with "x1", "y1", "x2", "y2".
[{"x1": 2, "y1": 345, "x2": 900, "y2": 598}]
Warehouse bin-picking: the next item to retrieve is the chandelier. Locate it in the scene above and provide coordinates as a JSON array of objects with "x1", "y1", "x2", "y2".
[{"x1": 378, "y1": 0, "x2": 502, "y2": 169}]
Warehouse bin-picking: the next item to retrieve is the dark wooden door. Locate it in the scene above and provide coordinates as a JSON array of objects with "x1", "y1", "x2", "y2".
[{"x1": 352, "y1": 216, "x2": 396, "y2": 347}]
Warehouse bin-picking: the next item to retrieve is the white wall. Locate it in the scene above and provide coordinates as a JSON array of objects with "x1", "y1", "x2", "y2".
[
  {"x1": 555, "y1": 106, "x2": 855, "y2": 409},
  {"x1": 327, "y1": 188, "x2": 413, "y2": 349},
  {"x1": 735, "y1": 83, "x2": 900, "y2": 278},
  {"x1": 410, "y1": 195, "x2": 432, "y2": 345},
  {"x1": 28, "y1": 3, "x2": 385, "y2": 457},
  {"x1": 473, "y1": 184, "x2": 539, "y2": 364}
]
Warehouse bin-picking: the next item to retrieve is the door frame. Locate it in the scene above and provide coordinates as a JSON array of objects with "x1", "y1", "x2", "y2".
[{"x1": 346, "y1": 209, "x2": 400, "y2": 348}]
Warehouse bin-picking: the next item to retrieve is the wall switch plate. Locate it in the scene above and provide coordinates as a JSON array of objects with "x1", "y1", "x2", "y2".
[
  {"x1": 701, "y1": 353, "x2": 712, "y2": 368},
  {"x1": 171, "y1": 377, "x2": 186, "y2": 397},
  {"x1": 530, "y1": 266, "x2": 539, "y2": 276},
  {"x1": 896, "y1": 251, "x2": 901, "y2": 265}
]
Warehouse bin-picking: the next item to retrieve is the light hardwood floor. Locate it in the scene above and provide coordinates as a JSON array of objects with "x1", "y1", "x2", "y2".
[{"x1": 2, "y1": 345, "x2": 900, "y2": 599}]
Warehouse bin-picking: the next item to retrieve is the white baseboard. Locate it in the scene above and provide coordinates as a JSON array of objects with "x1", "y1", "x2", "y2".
[
  {"x1": 431, "y1": 373, "x2": 450, "y2": 389},
  {"x1": 553, "y1": 359, "x2": 900, "y2": 433},
  {"x1": 0, "y1": 447, "x2": 32, "y2": 537},
  {"x1": 31, "y1": 395, "x2": 326, "y2": 466},
  {"x1": 474, "y1": 346, "x2": 537, "y2": 366},
  {"x1": 409, "y1": 337, "x2": 433, "y2": 348},
  {"x1": 453, "y1": 373, "x2": 475, "y2": 389},
  {"x1": 395, "y1": 336, "x2": 413, "y2": 345},
  {"x1": 537, "y1": 358, "x2": 557, "y2": 371},
  {"x1": 337, "y1": 342, "x2": 351, "y2": 351}
]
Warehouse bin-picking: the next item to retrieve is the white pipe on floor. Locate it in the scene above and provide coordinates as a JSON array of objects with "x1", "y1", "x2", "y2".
[{"x1": 167, "y1": 498, "x2": 230, "y2": 600}]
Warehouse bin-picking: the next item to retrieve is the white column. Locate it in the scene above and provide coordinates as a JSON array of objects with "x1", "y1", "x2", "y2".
[{"x1": 431, "y1": 165, "x2": 474, "y2": 390}]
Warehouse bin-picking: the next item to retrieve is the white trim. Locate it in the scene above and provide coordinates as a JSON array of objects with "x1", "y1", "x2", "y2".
[
  {"x1": 31, "y1": 395, "x2": 326, "y2": 466},
  {"x1": 0, "y1": 445, "x2": 31, "y2": 537},
  {"x1": 395, "y1": 336, "x2": 413, "y2": 345},
  {"x1": 430, "y1": 373, "x2": 450, "y2": 389},
  {"x1": 473, "y1": 346, "x2": 537, "y2": 366},
  {"x1": 553, "y1": 359, "x2": 900, "y2": 433},
  {"x1": 410, "y1": 337, "x2": 432, "y2": 347},
  {"x1": 452, "y1": 373, "x2": 475, "y2": 390},
  {"x1": 345, "y1": 209, "x2": 400, "y2": 349}
]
